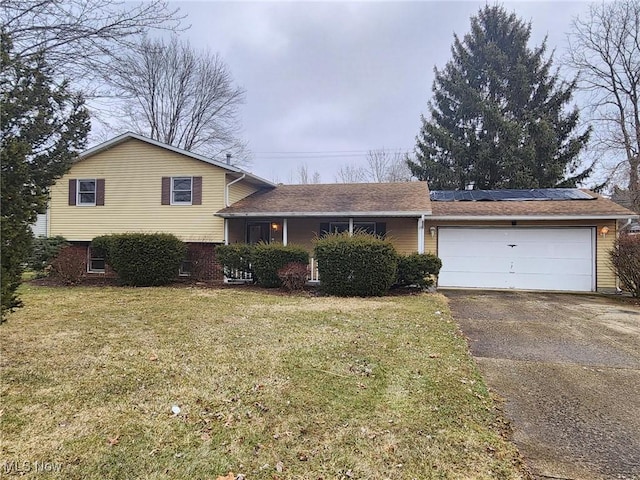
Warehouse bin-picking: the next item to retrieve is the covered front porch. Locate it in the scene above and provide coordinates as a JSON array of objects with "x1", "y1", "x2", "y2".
[
  {"x1": 220, "y1": 216, "x2": 430, "y2": 284},
  {"x1": 222, "y1": 215, "x2": 429, "y2": 254}
]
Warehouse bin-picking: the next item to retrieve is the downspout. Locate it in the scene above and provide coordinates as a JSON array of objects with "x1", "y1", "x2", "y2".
[
  {"x1": 225, "y1": 173, "x2": 246, "y2": 207},
  {"x1": 418, "y1": 214, "x2": 425, "y2": 254}
]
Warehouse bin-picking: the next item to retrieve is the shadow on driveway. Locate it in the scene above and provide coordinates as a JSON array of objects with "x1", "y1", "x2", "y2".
[{"x1": 446, "y1": 290, "x2": 640, "y2": 480}]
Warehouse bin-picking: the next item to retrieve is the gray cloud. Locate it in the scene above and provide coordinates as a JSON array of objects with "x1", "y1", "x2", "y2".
[{"x1": 163, "y1": 1, "x2": 591, "y2": 182}]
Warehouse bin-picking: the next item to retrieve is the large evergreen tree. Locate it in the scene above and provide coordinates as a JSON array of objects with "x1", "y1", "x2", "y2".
[
  {"x1": 1, "y1": 33, "x2": 90, "y2": 320},
  {"x1": 408, "y1": 5, "x2": 591, "y2": 190}
]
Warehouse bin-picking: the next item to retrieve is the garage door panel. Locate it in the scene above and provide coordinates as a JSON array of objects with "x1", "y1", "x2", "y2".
[
  {"x1": 513, "y1": 258, "x2": 593, "y2": 275},
  {"x1": 442, "y1": 256, "x2": 513, "y2": 273},
  {"x1": 437, "y1": 227, "x2": 594, "y2": 292},
  {"x1": 510, "y1": 273, "x2": 593, "y2": 291}
]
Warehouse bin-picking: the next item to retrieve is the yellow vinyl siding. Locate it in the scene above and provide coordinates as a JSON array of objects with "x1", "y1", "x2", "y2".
[
  {"x1": 49, "y1": 138, "x2": 245, "y2": 242},
  {"x1": 597, "y1": 220, "x2": 617, "y2": 289},
  {"x1": 385, "y1": 218, "x2": 419, "y2": 254},
  {"x1": 425, "y1": 219, "x2": 618, "y2": 290},
  {"x1": 228, "y1": 179, "x2": 260, "y2": 205}
]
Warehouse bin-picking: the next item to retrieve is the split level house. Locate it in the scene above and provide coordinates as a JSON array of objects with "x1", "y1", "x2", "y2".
[{"x1": 42, "y1": 132, "x2": 638, "y2": 293}]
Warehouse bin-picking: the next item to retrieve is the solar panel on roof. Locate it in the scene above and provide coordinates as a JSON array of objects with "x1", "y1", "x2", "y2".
[{"x1": 429, "y1": 189, "x2": 594, "y2": 202}]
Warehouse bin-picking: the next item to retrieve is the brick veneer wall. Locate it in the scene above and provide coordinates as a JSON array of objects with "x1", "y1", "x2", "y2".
[{"x1": 58, "y1": 241, "x2": 223, "y2": 282}]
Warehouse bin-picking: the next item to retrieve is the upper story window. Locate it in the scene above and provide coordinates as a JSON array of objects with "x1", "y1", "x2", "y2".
[
  {"x1": 161, "y1": 176, "x2": 202, "y2": 206},
  {"x1": 171, "y1": 177, "x2": 192, "y2": 205},
  {"x1": 68, "y1": 178, "x2": 104, "y2": 206},
  {"x1": 77, "y1": 179, "x2": 96, "y2": 206}
]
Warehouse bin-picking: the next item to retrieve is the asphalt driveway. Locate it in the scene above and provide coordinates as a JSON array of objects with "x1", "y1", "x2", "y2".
[{"x1": 446, "y1": 291, "x2": 640, "y2": 480}]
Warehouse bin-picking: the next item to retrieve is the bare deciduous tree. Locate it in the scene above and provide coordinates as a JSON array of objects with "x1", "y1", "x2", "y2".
[
  {"x1": 1, "y1": 0, "x2": 183, "y2": 77},
  {"x1": 568, "y1": 0, "x2": 640, "y2": 210},
  {"x1": 107, "y1": 36, "x2": 247, "y2": 161},
  {"x1": 366, "y1": 149, "x2": 412, "y2": 182},
  {"x1": 335, "y1": 149, "x2": 411, "y2": 183},
  {"x1": 292, "y1": 164, "x2": 321, "y2": 184},
  {"x1": 335, "y1": 164, "x2": 368, "y2": 183}
]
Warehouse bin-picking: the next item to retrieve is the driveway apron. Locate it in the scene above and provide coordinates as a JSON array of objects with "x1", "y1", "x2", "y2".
[{"x1": 446, "y1": 291, "x2": 640, "y2": 480}]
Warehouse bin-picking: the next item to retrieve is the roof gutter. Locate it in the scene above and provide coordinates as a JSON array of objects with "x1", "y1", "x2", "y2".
[
  {"x1": 225, "y1": 174, "x2": 246, "y2": 207},
  {"x1": 216, "y1": 210, "x2": 432, "y2": 218},
  {"x1": 428, "y1": 214, "x2": 639, "y2": 221}
]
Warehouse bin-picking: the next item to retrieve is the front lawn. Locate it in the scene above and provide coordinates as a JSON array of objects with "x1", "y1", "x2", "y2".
[{"x1": 0, "y1": 285, "x2": 527, "y2": 479}]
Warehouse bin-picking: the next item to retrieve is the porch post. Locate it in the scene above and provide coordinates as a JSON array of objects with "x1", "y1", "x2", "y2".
[
  {"x1": 349, "y1": 218, "x2": 354, "y2": 236},
  {"x1": 417, "y1": 216, "x2": 425, "y2": 254},
  {"x1": 283, "y1": 218, "x2": 288, "y2": 246},
  {"x1": 224, "y1": 218, "x2": 229, "y2": 245}
]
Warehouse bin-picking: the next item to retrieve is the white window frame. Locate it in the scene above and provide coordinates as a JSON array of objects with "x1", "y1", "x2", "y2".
[
  {"x1": 171, "y1": 176, "x2": 193, "y2": 205},
  {"x1": 178, "y1": 260, "x2": 192, "y2": 277},
  {"x1": 87, "y1": 246, "x2": 105, "y2": 273},
  {"x1": 328, "y1": 222, "x2": 349, "y2": 234},
  {"x1": 77, "y1": 179, "x2": 97, "y2": 206},
  {"x1": 328, "y1": 221, "x2": 377, "y2": 235},
  {"x1": 353, "y1": 222, "x2": 376, "y2": 234}
]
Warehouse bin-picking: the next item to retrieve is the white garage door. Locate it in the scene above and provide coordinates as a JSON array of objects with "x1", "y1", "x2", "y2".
[{"x1": 437, "y1": 227, "x2": 595, "y2": 292}]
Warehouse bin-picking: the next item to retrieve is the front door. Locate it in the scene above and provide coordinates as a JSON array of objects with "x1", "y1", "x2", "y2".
[{"x1": 247, "y1": 222, "x2": 270, "y2": 244}]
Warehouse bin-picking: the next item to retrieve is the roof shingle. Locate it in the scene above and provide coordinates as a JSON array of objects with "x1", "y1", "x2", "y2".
[{"x1": 217, "y1": 182, "x2": 432, "y2": 217}]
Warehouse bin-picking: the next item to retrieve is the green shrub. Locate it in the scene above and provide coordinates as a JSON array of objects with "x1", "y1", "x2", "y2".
[
  {"x1": 92, "y1": 233, "x2": 185, "y2": 286},
  {"x1": 252, "y1": 242, "x2": 309, "y2": 288},
  {"x1": 610, "y1": 233, "x2": 640, "y2": 297},
  {"x1": 314, "y1": 232, "x2": 398, "y2": 297},
  {"x1": 27, "y1": 236, "x2": 68, "y2": 277},
  {"x1": 396, "y1": 252, "x2": 442, "y2": 289},
  {"x1": 277, "y1": 262, "x2": 309, "y2": 291},
  {"x1": 215, "y1": 244, "x2": 254, "y2": 280}
]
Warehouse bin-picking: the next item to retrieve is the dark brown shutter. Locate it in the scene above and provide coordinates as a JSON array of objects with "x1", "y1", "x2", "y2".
[
  {"x1": 192, "y1": 176, "x2": 202, "y2": 205},
  {"x1": 319, "y1": 223, "x2": 329, "y2": 237},
  {"x1": 68, "y1": 179, "x2": 77, "y2": 205},
  {"x1": 376, "y1": 222, "x2": 387, "y2": 237},
  {"x1": 96, "y1": 179, "x2": 105, "y2": 206},
  {"x1": 161, "y1": 177, "x2": 171, "y2": 205}
]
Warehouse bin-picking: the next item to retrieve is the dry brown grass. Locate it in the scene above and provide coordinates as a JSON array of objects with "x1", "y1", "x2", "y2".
[{"x1": 0, "y1": 284, "x2": 527, "y2": 479}]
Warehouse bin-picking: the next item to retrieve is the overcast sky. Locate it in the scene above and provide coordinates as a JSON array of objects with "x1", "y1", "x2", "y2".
[{"x1": 140, "y1": 1, "x2": 592, "y2": 183}]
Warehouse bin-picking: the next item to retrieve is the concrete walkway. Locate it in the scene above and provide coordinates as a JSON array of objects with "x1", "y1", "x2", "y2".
[{"x1": 446, "y1": 291, "x2": 640, "y2": 480}]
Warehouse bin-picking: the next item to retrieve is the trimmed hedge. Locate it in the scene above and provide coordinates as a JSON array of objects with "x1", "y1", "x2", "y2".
[
  {"x1": 314, "y1": 232, "x2": 398, "y2": 297},
  {"x1": 252, "y1": 242, "x2": 309, "y2": 288},
  {"x1": 215, "y1": 244, "x2": 254, "y2": 279},
  {"x1": 92, "y1": 233, "x2": 185, "y2": 286},
  {"x1": 396, "y1": 252, "x2": 442, "y2": 289}
]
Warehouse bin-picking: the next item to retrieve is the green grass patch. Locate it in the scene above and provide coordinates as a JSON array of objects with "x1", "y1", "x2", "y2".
[{"x1": 0, "y1": 285, "x2": 527, "y2": 479}]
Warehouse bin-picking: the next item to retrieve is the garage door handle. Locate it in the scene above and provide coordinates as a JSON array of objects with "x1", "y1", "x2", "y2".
[{"x1": 508, "y1": 244, "x2": 517, "y2": 248}]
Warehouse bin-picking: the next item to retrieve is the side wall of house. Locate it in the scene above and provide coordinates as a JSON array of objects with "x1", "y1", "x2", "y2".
[{"x1": 49, "y1": 139, "x2": 257, "y2": 243}]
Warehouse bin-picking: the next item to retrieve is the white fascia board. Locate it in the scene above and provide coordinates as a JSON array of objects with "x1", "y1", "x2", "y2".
[
  {"x1": 78, "y1": 132, "x2": 275, "y2": 187},
  {"x1": 428, "y1": 214, "x2": 639, "y2": 221},
  {"x1": 216, "y1": 210, "x2": 432, "y2": 218}
]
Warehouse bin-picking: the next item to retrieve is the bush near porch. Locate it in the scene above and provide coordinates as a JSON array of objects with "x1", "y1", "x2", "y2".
[
  {"x1": 314, "y1": 232, "x2": 398, "y2": 297},
  {"x1": 252, "y1": 243, "x2": 309, "y2": 288}
]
